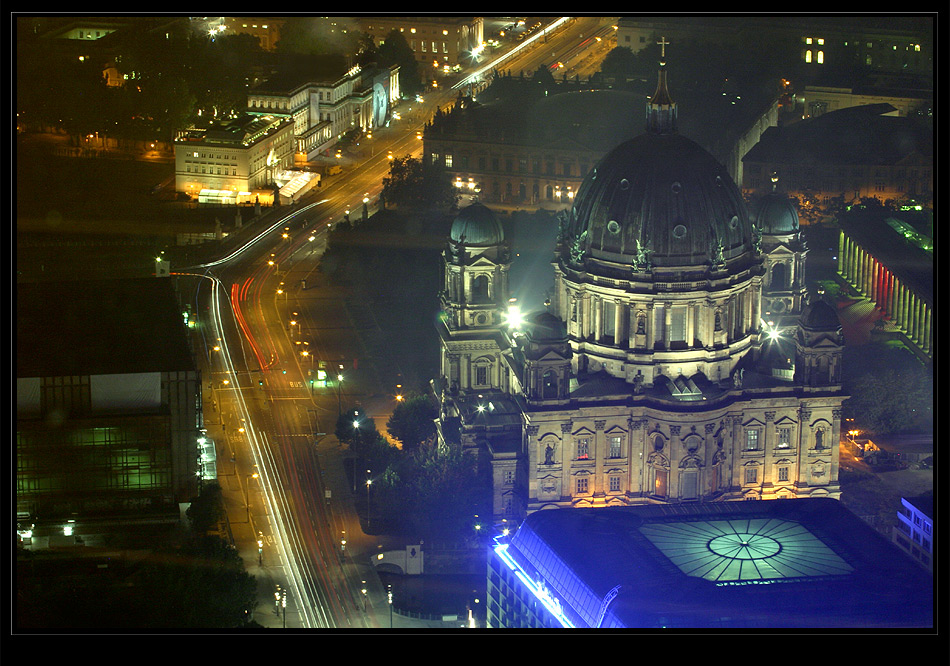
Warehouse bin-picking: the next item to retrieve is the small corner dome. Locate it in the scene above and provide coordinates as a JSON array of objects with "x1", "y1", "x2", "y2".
[
  {"x1": 800, "y1": 298, "x2": 840, "y2": 331},
  {"x1": 524, "y1": 310, "x2": 567, "y2": 342},
  {"x1": 751, "y1": 191, "x2": 800, "y2": 235},
  {"x1": 450, "y1": 202, "x2": 504, "y2": 246}
]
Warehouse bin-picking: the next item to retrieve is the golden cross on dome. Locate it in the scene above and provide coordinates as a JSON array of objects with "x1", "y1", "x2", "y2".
[{"x1": 657, "y1": 35, "x2": 669, "y2": 59}]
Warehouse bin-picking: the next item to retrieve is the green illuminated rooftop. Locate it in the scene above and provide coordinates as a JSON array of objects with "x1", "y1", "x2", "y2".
[{"x1": 639, "y1": 517, "x2": 854, "y2": 583}]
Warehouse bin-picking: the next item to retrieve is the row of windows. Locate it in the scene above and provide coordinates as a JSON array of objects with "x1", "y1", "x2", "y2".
[
  {"x1": 569, "y1": 463, "x2": 793, "y2": 497},
  {"x1": 186, "y1": 165, "x2": 238, "y2": 175},
  {"x1": 435, "y1": 152, "x2": 587, "y2": 178},
  {"x1": 745, "y1": 426, "x2": 826, "y2": 450}
]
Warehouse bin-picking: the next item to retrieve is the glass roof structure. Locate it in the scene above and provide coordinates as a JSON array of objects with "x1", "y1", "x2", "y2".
[
  {"x1": 491, "y1": 499, "x2": 933, "y2": 629},
  {"x1": 639, "y1": 517, "x2": 854, "y2": 584}
]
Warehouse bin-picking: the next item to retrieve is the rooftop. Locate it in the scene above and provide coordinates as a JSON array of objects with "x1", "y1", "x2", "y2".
[
  {"x1": 16, "y1": 278, "x2": 195, "y2": 378},
  {"x1": 499, "y1": 498, "x2": 933, "y2": 628}
]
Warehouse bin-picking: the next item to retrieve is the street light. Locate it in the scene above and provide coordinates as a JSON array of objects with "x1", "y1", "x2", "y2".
[
  {"x1": 244, "y1": 471, "x2": 259, "y2": 523},
  {"x1": 366, "y1": 472, "x2": 373, "y2": 529}
]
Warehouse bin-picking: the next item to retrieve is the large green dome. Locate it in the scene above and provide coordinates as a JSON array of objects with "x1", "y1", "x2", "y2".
[{"x1": 566, "y1": 131, "x2": 755, "y2": 269}]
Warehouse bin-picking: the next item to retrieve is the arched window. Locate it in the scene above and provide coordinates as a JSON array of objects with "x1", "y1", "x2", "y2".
[
  {"x1": 771, "y1": 262, "x2": 788, "y2": 289},
  {"x1": 471, "y1": 274, "x2": 490, "y2": 303},
  {"x1": 541, "y1": 369, "x2": 558, "y2": 399},
  {"x1": 654, "y1": 468, "x2": 668, "y2": 498}
]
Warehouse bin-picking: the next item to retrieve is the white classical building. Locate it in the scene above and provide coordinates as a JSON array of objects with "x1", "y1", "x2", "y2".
[
  {"x1": 246, "y1": 62, "x2": 400, "y2": 160},
  {"x1": 173, "y1": 113, "x2": 295, "y2": 202},
  {"x1": 433, "y1": 52, "x2": 846, "y2": 522}
]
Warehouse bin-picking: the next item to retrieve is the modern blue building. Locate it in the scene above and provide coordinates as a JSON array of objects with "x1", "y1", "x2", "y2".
[{"x1": 487, "y1": 498, "x2": 933, "y2": 629}]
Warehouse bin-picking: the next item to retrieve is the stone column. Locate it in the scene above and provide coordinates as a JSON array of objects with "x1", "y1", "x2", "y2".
[
  {"x1": 664, "y1": 302, "x2": 673, "y2": 349},
  {"x1": 686, "y1": 302, "x2": 695, "y2": 347},
  {"x1": 831, "y1": 408, "x2": 842, "y2": 482},
  {"x1": 614, "y1": 299, "x2": 624, "y2": 347},
  {"x1": 594, "y1": 296, "x2": 602, "y2": 343},
  {"x1": 594, "y1": 419, "x2": 606, "y2": 494},
  {"x1": 646, "y1": 302, "x2": 655, "y2": 350}
]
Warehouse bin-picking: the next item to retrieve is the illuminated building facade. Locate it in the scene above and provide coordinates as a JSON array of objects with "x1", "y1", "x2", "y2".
[
  {"x1": 16, "y1": 278, "x2": 203, "y2": 546},
  {"x1": 836, "y1": 207, "x2": 933, "y2": 361},
  {"x1": 434, "y1": 52, "x2": 846, "y2": 524},
  {"x1": 355, "y1": 16, "x2": 483, "y2": 77},
  {"x1": 893, "y1": 495, "x2": 934, "y2": 573},
  {"x1": 487, "y1": 499, "x2": 933, "y2": 628},
  {"x1": 247, "y1": 61, "x2": 400, "y2": 160},
  {"x1": 174, "y1": 113, "x2": 296, "y2": 200}
]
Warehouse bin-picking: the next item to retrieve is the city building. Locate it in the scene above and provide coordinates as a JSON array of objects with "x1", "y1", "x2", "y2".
[
  {"x1": 354, "y1": 16, "x2": 483, "y2": 78},
  {"x1": 246, "y1": 58, "x2": 400, "y2": 160},
  {"x1": 741, "y1": 102, "x2": 933, "y2": 206},
  {"x1": 894, "y1": 494, "x2": 934, "y2": 573},
  {"x1": 800, "y1": 84, "x2": 931, "y2": 119},
  {"x1": 433, "y1": 51, "x2": 847, "y2": 523},
  {"x1": 615, "y1": 15, "x2": 933, "y2": 80},
  {"x1": 424, "y1": 55, "x2": 780, "y2": 208},
  {"x1": 424, "y1": 80, "x2": 646, "y2": 207},
  {"x1": 487, "y1": 499, "x2": 933, "y2": 628},
  {"x1": 16, "y1": 277, "x2": 203, "y2": 548},
  {"x1": 836, "y1": 206, "x2": 933, "y2": 361},
  {"x1": 173, "y1": 113, "x2": 296, "y2": 203},
  {"x1": 219, "y1": 17, "x2": 285, "y2": 51}
]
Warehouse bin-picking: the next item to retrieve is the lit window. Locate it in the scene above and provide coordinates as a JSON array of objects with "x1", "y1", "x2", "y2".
[
  {"x1": 777, "y1": 427, "x2": 791, "y2": 449},
  {"x1": 805, "y1": 50, "x2": 812, "y2": 63},
  {"x1": 746, "y1": 429, "x2": 760, "y2": 451},
  {"x1": 817, "y1": 38, "x2": 824, "y2": 45},
  {"x1": 817, "y1": 50, "x2": 824, "y2": 64},
  {"x1": 576, "y1": 438, "x2": 590, "y2": 460},
  {"x1": 805, "y1": 37, "x2": 812, "y2": 44},
  {"x1": 609, "y1": 436, "x2": 622, "y2": 459}
]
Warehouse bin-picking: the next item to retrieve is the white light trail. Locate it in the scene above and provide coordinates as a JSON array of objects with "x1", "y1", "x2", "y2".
[
  {"x1": 453, "y1": 17, "x2": 572, "y2": 90},
  {"x1": 196, "y1": 200, "x2": 329, "y2": 268},
  {"x1": 206, "y1": 274, "x2": 327, "y2": 628}
]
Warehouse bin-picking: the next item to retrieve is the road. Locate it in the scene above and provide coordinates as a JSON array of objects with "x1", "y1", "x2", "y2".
[{"x1": 180, "y1": 16, "x2": 615, "y2": 629}]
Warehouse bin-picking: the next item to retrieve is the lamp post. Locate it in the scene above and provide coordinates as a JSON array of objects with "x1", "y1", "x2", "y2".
[
  {"x1": 337, "y1": 372, "x2": 345, "y2": 416},
  {"x1": 244, "y1": 471, "x2": 259, "y2": 523},
  {"x1": 387, "y1": 584, "x2": 393, "y2": 628},
  {"x1": 366, "y1": 472, "x2": 373, "y2": 530}
]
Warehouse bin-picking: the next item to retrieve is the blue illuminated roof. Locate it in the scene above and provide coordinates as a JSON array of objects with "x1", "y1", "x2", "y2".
[{"x1": 499, "y1": 499, "x2": 932, "y2": 628}]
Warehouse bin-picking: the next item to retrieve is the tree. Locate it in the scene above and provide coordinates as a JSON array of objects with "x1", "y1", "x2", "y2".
[
  {"x1": 377, "y1": 29, "x2": 423, "y2": 97},
  {"x1": 186, "y1": 481, "x2": 226, "y2": 533},
  {"x1": 843, "y1": 342, "x2": 933, "y2": 436},
  {"x1": 276, "y1": 17, "x2": 359, "y2": 55},
  {"x1": 387, "y1": 394, "x2": 438, "y2": 450},
  {"x1": 381, "y1": 156, "x2": 457, "y2": 211},
  {"x1": 599, "y1": 46, "x2": 638, "y2": 83}
]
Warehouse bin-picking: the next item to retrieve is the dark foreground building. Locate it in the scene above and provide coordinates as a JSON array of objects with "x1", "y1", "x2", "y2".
[
  {"x1": 488, "y1": 498, "x2": 933, "y2": 629},
  {"x1": 16, "y1": 277, "x2": 202, "y2": 547}
]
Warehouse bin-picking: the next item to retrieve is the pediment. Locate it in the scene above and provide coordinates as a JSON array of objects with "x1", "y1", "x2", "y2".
[
  {"x1": 773, "y1": 415, "x2": 798, "y2": 426},
  {"x1": 741, "y1": 416, "x2": 766, "y2": 428},
  {"x1": 572, "y1": 426, "x2": 595, "y2": 437}
]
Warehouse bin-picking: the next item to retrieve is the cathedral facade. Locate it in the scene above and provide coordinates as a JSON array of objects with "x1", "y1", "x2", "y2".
[{"x1": 433, "y1": 50, "x2": 844, "y2": 523}]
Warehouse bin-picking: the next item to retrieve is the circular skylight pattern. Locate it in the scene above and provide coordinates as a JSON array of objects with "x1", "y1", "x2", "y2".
[{"x1": 639, "y1": 518, "x2": 854, "y2": 583}]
